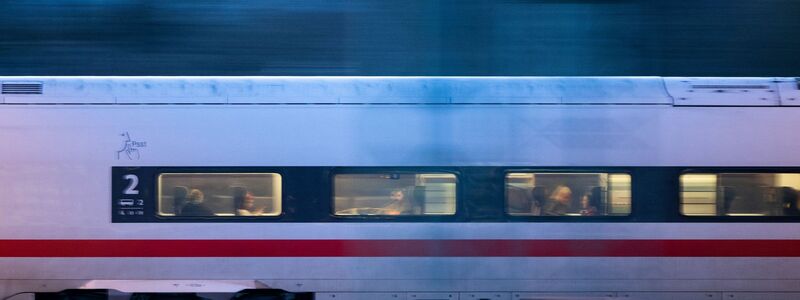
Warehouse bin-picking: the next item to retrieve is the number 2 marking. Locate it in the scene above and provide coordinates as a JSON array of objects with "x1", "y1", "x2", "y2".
[{"x1": 123, "y1": 174, "x2": 140, "y2": 195}]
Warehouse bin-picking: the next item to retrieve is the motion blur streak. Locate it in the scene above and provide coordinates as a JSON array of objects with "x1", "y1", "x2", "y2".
[{"x1": 1, "y1": 0, "x2": 799, "y2": 76}]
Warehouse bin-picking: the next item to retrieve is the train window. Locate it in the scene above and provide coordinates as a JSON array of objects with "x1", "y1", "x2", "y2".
[
  {"x1": 333, "y1": 173, "x2": 457, "y2": 216},
  {"x1": 505, "y1": 172, "x2": 631, "y2": 216},
  {"x1": 157, "y1": 173, "x2": 282, "y2": 217},
  {"x1": 680, "y1": 173, "x2": 800, "y2": 216}
]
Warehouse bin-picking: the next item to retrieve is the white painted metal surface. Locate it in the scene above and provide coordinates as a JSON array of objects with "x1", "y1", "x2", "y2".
[
  {"x1": 665, "y1": 77, "x2": 781, "y2": 106},
  {"x1": 1, "y1": 106, "x2": 800, "y2": 168},
  {"x1": 722, "y1": 293, "x2": 800, "y2": 300},
  {"x1": 618, "y1": 292, "x2": 720, "y2": 300},
  {"x1": 0, "y1": 76, "x2": 674, "y2": 104},
  {"x1": 3, "y1": 76, "x2": 799, "y2": 105},
  {"x1": 514, "y1": 292, "x2": 616, "y2": 300},
  {"x1": 316, "y1": 293, "x2": 406, "y2": 300},
  {"x1": 459, "y1": 292, "x2": 510, "y2": 300},
  {"x1": 1, "y1": 77, "x2": 799, "y2": 297},
  {"x1": 776, "y1": 77, "x2": 800, "y2": 106}
]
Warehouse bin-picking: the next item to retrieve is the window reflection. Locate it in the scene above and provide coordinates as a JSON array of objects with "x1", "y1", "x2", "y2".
[
  {"x1": 158, "y1": 173, "x2": 282, "y2": 217},
  {"x1": 506, "y1": 172, "x2": 631, "y2": 216},
  {"x1": 333, "y1": 173, "x2": 457, "y2": 216},
  {"x1": 681, "y1": 173, "x2": 800, "y2": 216}
]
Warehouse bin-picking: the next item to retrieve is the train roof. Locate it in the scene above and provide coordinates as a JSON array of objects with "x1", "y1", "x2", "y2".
[{"x1": 0, "y1": 76, "x2": 797, "y2": 106}]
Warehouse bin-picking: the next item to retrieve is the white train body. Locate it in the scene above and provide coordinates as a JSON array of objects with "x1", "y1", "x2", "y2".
[{"x1": 1, "y1": 77, "x2": 800, "y2": 300}]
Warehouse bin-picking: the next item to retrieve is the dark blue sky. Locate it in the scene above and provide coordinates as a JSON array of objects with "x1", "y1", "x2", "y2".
[{"x1": 1, "y1": 0, "x2": 798, "y2": 76}]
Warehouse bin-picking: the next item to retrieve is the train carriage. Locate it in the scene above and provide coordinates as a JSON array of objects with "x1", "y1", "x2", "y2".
[{"x1": 1, "y1": 77, "x2": 800, "y2": 300}]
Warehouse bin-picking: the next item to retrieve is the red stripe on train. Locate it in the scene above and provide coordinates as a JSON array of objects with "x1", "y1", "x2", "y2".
[{"x1": 0, "y1": 240, "x2": 799, "y2": 257}]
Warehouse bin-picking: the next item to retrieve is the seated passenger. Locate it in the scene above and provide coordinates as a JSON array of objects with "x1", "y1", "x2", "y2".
[
  {"x1": 530, "y1": 187, "x2": 547, "y2": 216},
  {"x1": 542, "y1": 185, "x2": 572, "y2": 216},
  {"x1": 781, "y1": 187, "x2": 800, "y2": 216},
  {"x1": 172, "y1": 186, "x2": 188, "y2": 215},
  {"x1": 180, "y1": 189, "x2": 214, "y2": 216},
  {"x1": 381, "y1": 189, "x2": 412, "y2": 215},
  {"x1": 506, "y1": 185, "x2": 532, "y2": 215},
  {"x1": 721, "y1": 187, "x2": 736, "y2": 216},
  {"x1": 579, "y1": 191, "x2": 599, "y2": 216},
  {"x1": 235, "y1": 192, "x2": 265, "y2": 216}
]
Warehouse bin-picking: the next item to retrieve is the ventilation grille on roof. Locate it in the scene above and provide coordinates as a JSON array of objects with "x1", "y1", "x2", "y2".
[
  {"x1": 690, "y1": 84, "x2": 769, "y2": 89},
  {"x1": 2, "y1": 82, "x2": 43, "y2": 94}
]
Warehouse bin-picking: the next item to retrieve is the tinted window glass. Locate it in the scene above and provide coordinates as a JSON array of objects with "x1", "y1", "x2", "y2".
[
  {"x1": 506, "y1": 172, "x2": 631, "y2": 216},
  {"x1": 681, "y1": 173, "x2": 800, "y2": 216},
  {"x1": 158, "y1": 173, "x2": 282, "y2": 217},
  {"x1": 334, "y1": 173, "x2": 457, "y2": 216}
]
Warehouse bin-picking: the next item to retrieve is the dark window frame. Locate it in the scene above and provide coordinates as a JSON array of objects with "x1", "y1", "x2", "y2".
[{"x1": 111, "y1": 166, "x2": 800, "y2": 223}]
